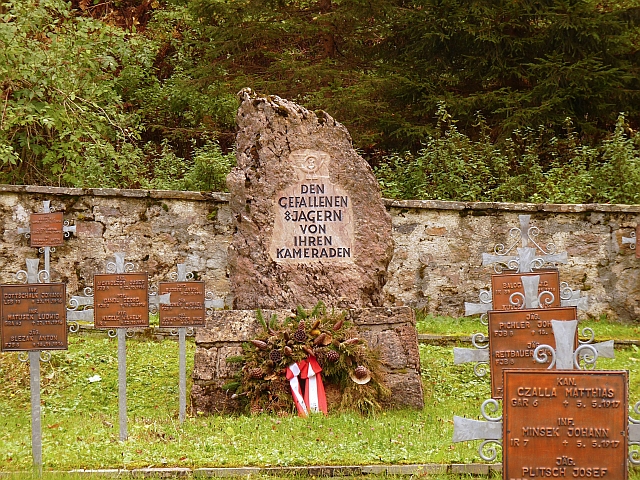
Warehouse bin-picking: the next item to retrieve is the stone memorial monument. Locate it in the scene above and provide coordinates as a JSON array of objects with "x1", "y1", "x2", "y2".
[{"x1": 191, "y1": 90, "x2": 423, "y2": 413}]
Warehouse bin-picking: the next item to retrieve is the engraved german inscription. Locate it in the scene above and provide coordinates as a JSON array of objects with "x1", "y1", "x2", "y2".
[
  {"x1": 29, "y1": 212, "x2": 64, "y2": 247},
  {"x1": 0, "y1": 283, "x2": 67, "y2": 351},
  {"x1": 489, "y1": 307, "x2": 577, "y2": 398},
  {"x1": 270, "y1": 150, "x2": 354, "y2": 262},
  {"x1": 492, "y1": 270, "x2": 561, "y2": 310},
  {"x1": 93, "y1": 273, "x2": 149, "y2": 328},
  {"x1": 504, "y1": 370, "x2": 628, "y2": 480},
  {"x1": 158, "y1": 281, "x2": 205, "y2": 328}
]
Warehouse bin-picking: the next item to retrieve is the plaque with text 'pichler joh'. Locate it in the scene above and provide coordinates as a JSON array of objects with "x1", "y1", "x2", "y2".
[
  {"x1": 158, "y1": 281, "x2": 205, "y2": 328},
  {"x1": 93, "y1": 274, "x2": 149, "y2": 328},
  {"x1": 0, "y1": 283, "x2": 67, "y2": 351},
  {"x1": 491, "y1": 270, "x2": 561, "y2": 310},
  {"x1": 29, "y1": 211, "x2": 64, "y2": 248},
  {"x1": 489, "y1": 307, "x2": 577, "y2": 398},
  {"x1": 504, "y1": 369, "x2": 628, "y2": 480}
]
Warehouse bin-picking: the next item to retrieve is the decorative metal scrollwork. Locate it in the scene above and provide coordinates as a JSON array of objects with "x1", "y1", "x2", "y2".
[
  {"x1": 534, "y1": 344, "x2": 556, "y2": 369},
  {"x1": 527, "y1": 225, "x2": 557, "y2": 256},
  {"x1": 560, "y1": 282, "x2": 574, "y2": 300},
  {"x1": 205, "y1": 291, "x2": 215, "y2": 315},
  {"x1": 479, "y1": 439, "x2": 502, "y2": 462},
  {"x1": 481, "y1": 398, "x2": 502, "y2": 422},
  {"x1": 578, "y1": 327, "x2": 595, "y2": 344},
  {"x1": 538, "y1": 290, "x2": 555, "y2": 307},
  {"x1": 108, "y1": 329, "x2": 117, "y2": 338},
  {"x1": 472, "y1": 333, "x2": 489, "y2": 349},
  {"x1": 106, "y1": 260, "x2": 135, "y2": 274},
  {"x1": 39, "y1": 351, "x2": 51, "y2": 362},
  {"x1": 575, "y1": 344, "x2": 598, "y2": 370},
  {"x1": 18, "y1": 352, "x2": 29, "y2": 363},
  {"x1": 473, "y1": 362, "x2": 489, "y2": 377},
  {"x1": 629, "y1": 401, "x2": 640, "y2": 424},
  {"x1": 629, "y1": 443, "x2": 640, "y2": 465},
  {"x1": 68, "y1": 321, "x2": 80, "y2": 333}
]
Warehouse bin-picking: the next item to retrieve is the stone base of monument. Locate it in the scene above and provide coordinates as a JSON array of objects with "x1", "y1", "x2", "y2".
[{"x1": 191, "y1": 306, "x2": 424, "y2": 413}]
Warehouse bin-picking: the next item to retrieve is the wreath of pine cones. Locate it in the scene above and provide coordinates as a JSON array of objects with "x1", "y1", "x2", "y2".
[{"x1": 224, "y1": 302, "x2": 389, "y2": 415}]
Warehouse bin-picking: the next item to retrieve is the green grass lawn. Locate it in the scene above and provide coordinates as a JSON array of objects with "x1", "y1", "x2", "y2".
[{"x1": 1, "y1": 315, "x2": 639, "y2": 475}]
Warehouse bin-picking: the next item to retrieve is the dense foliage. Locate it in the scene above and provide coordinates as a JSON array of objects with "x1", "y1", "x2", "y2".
[{"x1": 1, "y1": 0, "x2": 640, "y2": 202}]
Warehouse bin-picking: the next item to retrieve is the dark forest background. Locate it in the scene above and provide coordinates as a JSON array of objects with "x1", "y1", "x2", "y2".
[{"x1": 1, "y1": 0, "x2": 640, "y2": 203}]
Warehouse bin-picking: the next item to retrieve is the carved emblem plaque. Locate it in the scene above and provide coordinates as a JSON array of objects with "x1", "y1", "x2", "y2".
[
  {"x1": 489, "y1": 307, "x2": 577, "y2": 398},
  {"x1": 1, "y1": 283, "x2": 67, "y2": 351},
  {"x1": 491, "y1": 270, "x2": 561, "y2": 310},
  {"x1": 29, "y1": 212, "x2": 64, "y2": 247},
  {"x1": 270, "y1": 149, "x2": 354, "y2": 263},
  {"x1": 158, "y1": 281, "x2": 205, "y2": 328},
  {"x1": 504, "y1": 369, "x2": 628, "y2": 480},
  {"x1": 93, "y1": 273, "x2": 149, "y2": 328}
]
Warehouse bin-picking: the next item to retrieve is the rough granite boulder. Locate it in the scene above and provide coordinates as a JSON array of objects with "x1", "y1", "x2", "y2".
[{"x1": 227, "y1": 89, "x2": 393, "y2": 310}]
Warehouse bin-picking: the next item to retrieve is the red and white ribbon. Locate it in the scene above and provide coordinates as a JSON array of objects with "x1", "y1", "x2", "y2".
[
  {"x1": 300, "y1": 356, "x2": 327, "y2": 414},
  {"x1": 286, "y1": 362, "x2": 308, "y2": 417}
]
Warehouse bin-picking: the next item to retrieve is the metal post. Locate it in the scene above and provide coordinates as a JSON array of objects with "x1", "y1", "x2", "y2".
[
  {"x1": 118, "y1": 329, "x2": 127, "y2": 441},
  {"x1": 29, "y1": 351, "x2": 42, "y2": 473},
  {"x1": 179, "y1": 327, "x2": 186, "y2": 423}
]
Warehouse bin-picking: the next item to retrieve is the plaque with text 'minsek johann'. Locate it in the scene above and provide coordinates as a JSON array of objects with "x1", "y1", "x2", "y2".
[
  {"x1": 1, "y1": 283, "x2": 67, "y2": 351},
  {"x1": 270, "y1": 149, "x2": 354, "y2": 263},
  {"x1": 93, "y1": 273, "x2": 149, "y2": 328},
  {"x1": 504, "y1": 370, "x2": 628, "y2": 480}
]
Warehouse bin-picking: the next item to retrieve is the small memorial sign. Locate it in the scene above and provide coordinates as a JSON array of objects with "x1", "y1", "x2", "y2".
[
  {"x1": 491, "y1": 270, "x2": 561, "y2": 310},
  {"x1": 503, "y1": 369, "x2": 628, "y2": 480},
  {"x1": 93, "y1": 273, "x2": 149, "y2": 328},
  {"x1": 0, "y1": 283, "x2": 67, "y2": 351},
  {"x1": 158, "y1": 281, "x2": 205, "y2": 328},
  {"x1": 489, "y1": 307, "x2": 577, "y2": 398},
  {"x1": 29, "y1": 212, "x2": 64, "y2": 248},
  {"x1": 270, "y1": 150, "x2": 354, "y2": 263}
]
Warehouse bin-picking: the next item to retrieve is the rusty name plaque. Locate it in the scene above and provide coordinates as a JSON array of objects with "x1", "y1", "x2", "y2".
[
  {"x1": 1, "y1": 283, "x2": 67, "y2": 351},
  {"x1": 637, "y1": 225, "x2": 640, "y2": 259},
  {"x1": 158, "y1": 281, "x2": 205, "y2": 328},
  {"x1": 489, "y1": 307, "x2": 577, "y2": 398},
  {"x1": 94, "y1": 273, "x2": 149, "y2": 328},
  {"x1": 491, "y1": 271, "x2": 561, "y2": 310},
  {"x1": 504, "y1": 369, "x2": 628, "y2": 480},
  {"x1": 29, "y1": 212, "x2": 64, "y2": 247}
]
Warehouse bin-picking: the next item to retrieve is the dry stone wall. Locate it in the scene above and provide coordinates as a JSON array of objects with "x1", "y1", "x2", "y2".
[{"x1": 0, "y1": 186, "x2": 639, "y2": 321}]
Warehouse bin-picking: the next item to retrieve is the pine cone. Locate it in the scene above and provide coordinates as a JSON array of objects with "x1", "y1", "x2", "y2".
[
  {"x1": 354, "y1": 365, "x2": 369, "y2": 380},
  {"x1": 293, "y1": 328, "x2": 307, "y2": 343},
  {"x1": 251, "y1": 339, "x2": 268, "y2": 350},
  {"x1": 269, "y1": 349, "x2": 283, "y2": 363},
  {"x1": 326, "y1": 350, "x2": 340, "y2": 363},
  {"x1": 250, "y1": 367, "x2": 264, "y2": 379}
]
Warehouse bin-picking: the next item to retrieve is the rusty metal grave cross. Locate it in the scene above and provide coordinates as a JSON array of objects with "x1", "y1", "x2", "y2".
[
  {"x1": 482, "y1": 214, "x2": 568, "y2": 274},
  {"x1": 0, "y1": 257, "x2": 68, "y2": 473},
  {"x1": 17, "y1": 200, "x2": 76, "y2": 274},
  {"x1": 451, "y1": 319, "x2": 639, "y2": 467},
  {"x1": 457, "y1": 274, "x2": 598, "y2": 376},
  {"x1": 158, "y1": 263, "x2": 217, "y2": 423},
  {"x1": 80, "y1": 252, "x2": 155, "y2": 441}
]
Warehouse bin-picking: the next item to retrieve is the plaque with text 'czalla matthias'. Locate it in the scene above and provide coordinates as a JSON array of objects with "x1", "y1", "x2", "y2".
[
  {"x1": 270, "y1": 150, "x2": 354, "y2": 263},
  {"x1": 504, "y1": 369, "x2": 627, "y2": 480},
  {"x1": 158, "y1": 281, "x2": 205, "y2": 328},
  {"x1": 488, "y1": 306, "x2": 577, "y2": 399},
  {"x1": 93, "y1": 273, "x2": 149, "y2": 328},
  {"x1": 1, "y1": 283, "x2": 67, "y2": 351}
]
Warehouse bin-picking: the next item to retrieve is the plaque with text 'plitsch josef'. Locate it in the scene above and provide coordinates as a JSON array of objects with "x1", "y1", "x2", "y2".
[
  {"x1": 93, "y1": 274, "x2": 149, "y2": 329},
  {"x1": 504, "y1": 369, "x2": 628, "y2": 480},
  {"x1": 158, "y1": 281, "x2": 205, "y2": 328},
  {"x1": 29, "y1": 212, "x2": 64, "y2": 248},
  {"x1": 488, "y1": 307, "x2": 577, "y2": 398},
  {"x1": 1, "y1": 283, "x2": 67, "y2": 351},
  {"x1": 491, "y1": 270, "x2": 561, "y2": 310}
]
